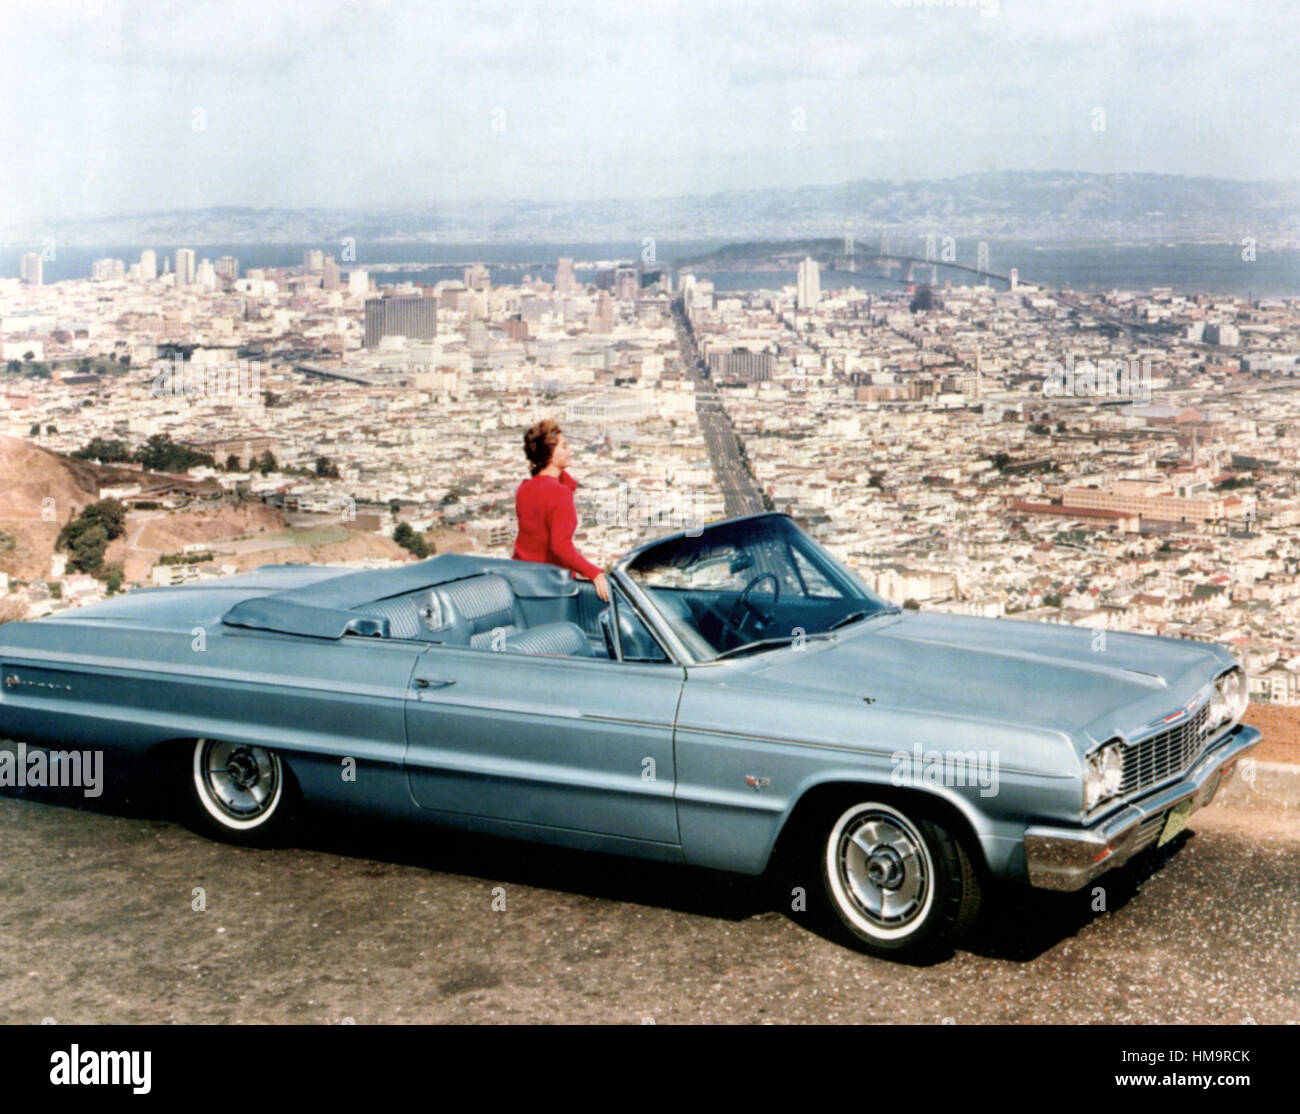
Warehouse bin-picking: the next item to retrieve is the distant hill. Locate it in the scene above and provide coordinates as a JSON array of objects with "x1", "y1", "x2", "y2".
[{"x1": 12, "y1": 171, "x2": 1299, "y2": 247}]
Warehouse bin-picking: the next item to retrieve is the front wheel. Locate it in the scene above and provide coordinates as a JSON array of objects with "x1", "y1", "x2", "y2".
[
  {"x1": 818, "y1": 799, "x2": 981, "y2": 960},
  {"x1": 188, "y1": 738, "x2": 289, "y2": 844}
]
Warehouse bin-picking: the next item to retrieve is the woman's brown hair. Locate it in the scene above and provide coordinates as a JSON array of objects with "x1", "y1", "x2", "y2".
[{"x1": 523, "y1": 418, "x2": 562, "y2": 476}]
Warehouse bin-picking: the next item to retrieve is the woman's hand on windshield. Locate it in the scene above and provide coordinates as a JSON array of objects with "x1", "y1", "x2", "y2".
[{"x1": 593, "y1": 572, "x2": 610, "y2": 602}]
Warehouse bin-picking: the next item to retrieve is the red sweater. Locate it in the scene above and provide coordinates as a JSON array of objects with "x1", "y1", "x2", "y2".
[{"x1": 512, "y1": 470, "x2": 603, "y2": 580}]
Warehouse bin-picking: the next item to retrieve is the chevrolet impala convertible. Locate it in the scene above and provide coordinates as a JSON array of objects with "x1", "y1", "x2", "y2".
[{"x1": 0, "y1": 513, "x2": 1259, "y2": 959}]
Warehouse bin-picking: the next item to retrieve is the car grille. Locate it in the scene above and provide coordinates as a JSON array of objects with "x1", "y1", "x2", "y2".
[{"x1": 1120, "y1": 702, "x2": 1212, "y2": 797}]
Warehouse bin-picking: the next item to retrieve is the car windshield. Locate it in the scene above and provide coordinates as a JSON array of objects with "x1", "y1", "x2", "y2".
[{"x1": 621, "y1": 514, "x2": 896, "y2": 661}]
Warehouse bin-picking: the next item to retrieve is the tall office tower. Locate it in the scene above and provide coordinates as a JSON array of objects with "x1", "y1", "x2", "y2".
[
  {"x1": 348, "y1": 270, "x2": 370, "y2": 297},
  {"x1": 593, "y1": 291, "x2": 614, "y2": 334},
  {"x1": 174, "y1": 248, "x2": 196, "y2": 287},
  {"x1": 796, "y1": 256, "x2": 821, "y2": 310},
  {"x1": 466, "y1": 317, "x2": 491, "y2": 371},
  {"x1": 555, "y1": 256, "x2": 576, "y2": 293},
  {"x1": 1009, "y1": 267, "x2": 1019, "y2": 291},
  {"x1": 615, "y1": 266, "x2": 638, "y2": 301},
  {"x1": 321, "y1": 255, "x2": 340, "y2": 290},
  {"x1": 303, "y1": 249, "x2": 325, "y2": 272},
  {"x1": 463, "y1": 263, "x2": 490, "y2": 291},
  {"x1": 140, "y1": 249, "x2": 157, "y2": 280},
  {"x1": 363, "y1": 293, "x2": 437, "y2": 348},
  {"x1": 20, "y1": 253, "x2": 42, "y2": 285},
  {"x1": 215, "y1": 255, "x2": 239, "y2": 280}
]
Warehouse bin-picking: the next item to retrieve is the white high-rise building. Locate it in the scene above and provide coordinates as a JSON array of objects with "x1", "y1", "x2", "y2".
[
  {"x1": 196, "y1": 258, "x2": 218, "y2": 291},
  {"x1": 20, "y1": 253, "x2": 42, "y2": 285},
  {"x1": 348, "y1": 270, "x2": 370, "y2": 297},
  {"x1": 796, "y1": 257, "x2": 820, "y2": 310},
  {"x1": 140, "y1": 249, "x2": 157, "y2": 280},
  {"x1": 92, "y1": 258, "x2": 125, "y2": 281},
  {"x1": 174, "y1": 248, "x2": 196, "y2": 287}
]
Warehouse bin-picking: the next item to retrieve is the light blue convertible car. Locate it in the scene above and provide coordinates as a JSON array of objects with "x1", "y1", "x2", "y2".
[{"x1": 0, "y1": 513, "x2": 1259, "y2": 959}]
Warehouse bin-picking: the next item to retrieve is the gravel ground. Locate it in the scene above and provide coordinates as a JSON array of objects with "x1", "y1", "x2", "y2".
[{"x1": 1, "y1": 785, "x2": 1297, "y2": 1025}]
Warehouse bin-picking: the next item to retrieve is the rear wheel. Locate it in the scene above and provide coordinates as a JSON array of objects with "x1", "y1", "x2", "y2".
[
  {"x1": 818, "y1": 799, "x2": 981, "y2": 961},
  {"x1": 188, "y1": 738, "x2": 289, "y2": 844}
]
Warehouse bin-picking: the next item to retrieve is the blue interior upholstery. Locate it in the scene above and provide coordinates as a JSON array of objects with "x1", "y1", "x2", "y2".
[
  {"x1": 433, "y1": 574, "x2": 523, "y2": 648},
  {"x1": 501, "y1": 621, "x2": 591, "y2": 657},
  {"x1": 353, "y1": 573, "x2": 598, "y2": 658},
  {"x1": 354, "y1": 596, "x2": 424, "y2": 640}
]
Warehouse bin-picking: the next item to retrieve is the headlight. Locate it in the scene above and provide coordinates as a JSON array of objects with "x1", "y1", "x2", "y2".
[
  {"x1": 1084, "y1": 739, "x2": 1126, "y2": 811},
  {"x1": 1211, "y1": 666, "x2": 1247, "y2": 729}
]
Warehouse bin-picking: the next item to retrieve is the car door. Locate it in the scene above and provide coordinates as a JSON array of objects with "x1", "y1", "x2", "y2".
[{"x1": 403, "y1": 643, "x2": 684, "y2": 844}]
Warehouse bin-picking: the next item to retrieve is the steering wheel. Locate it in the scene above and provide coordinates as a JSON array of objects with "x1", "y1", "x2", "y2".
[{"x1": 723, "y1": 572, "x2": 780, "y2": 637}]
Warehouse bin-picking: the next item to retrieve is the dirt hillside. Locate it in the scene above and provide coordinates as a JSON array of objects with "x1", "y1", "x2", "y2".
[{"x1": 0, "y1": 436, "x2": 101, "y2": 519}]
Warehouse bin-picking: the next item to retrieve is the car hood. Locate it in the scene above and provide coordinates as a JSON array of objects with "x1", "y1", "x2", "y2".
[{"x1": 736, "y1": 610, "x2": 1232, "y2": 751}]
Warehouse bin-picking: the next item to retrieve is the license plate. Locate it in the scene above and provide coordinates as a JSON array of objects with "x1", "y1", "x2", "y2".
[{"x1": 1157, "y1": 800, "x2": 1194, "y2": 847}]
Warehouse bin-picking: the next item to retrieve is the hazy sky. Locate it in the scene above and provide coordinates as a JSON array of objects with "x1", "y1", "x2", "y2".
[{"x1": 2, "y1": 0, "x2": 1297, "y2": 222}]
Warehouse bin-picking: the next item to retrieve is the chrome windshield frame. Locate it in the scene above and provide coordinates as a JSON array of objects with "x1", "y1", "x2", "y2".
[
  {"x1": 609, "y1": 566, "x2": 701, "y2": 666},
  {"x1": 611, "y1": 511, "x2": 893, "y2": 666}
]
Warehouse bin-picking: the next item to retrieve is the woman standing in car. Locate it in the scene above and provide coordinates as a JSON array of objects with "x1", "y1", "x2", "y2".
[{"x1": 513, "y1": 419, "x2": 609, "y2": 601}]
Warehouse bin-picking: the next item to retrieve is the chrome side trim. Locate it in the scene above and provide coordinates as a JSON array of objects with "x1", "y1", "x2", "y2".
[
  {"x1": 674, "y1": 721, "x2": 1072, "y2": 776},
  {"x1": 580, "y1": 712, "x2": 675, "y2": 730},
  {"x1": 412, "y1": 694, "x2": 583, "y2": 720},
  {"x1": 0, "y1": 648, "x2": 413, "y2": 703}
]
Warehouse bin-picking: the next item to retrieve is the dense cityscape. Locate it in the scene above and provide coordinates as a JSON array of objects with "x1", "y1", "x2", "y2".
[{"x1": 2, "y1": 241, "x2": 1299, "y2": 706}]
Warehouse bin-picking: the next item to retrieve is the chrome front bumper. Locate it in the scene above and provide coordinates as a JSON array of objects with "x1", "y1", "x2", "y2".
[{"x1": 1023, "y1": 724, "x2": 1262, "y2": 892}]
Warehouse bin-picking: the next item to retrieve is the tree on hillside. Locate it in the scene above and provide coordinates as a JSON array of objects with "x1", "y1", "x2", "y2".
[
  {"x1": 73, "y1": 437, "x2": 133, "y2": 463},
  {"x1": 104, "y1": 563, "x2": 124, "y2": 595},
  {"x1": 315, "y1": 456, "x2": 340, "y2": 478},
  {"x1": 56, "y1": 499, "x2": 127, "y2": 575},
  {"x1": 135, "y1": 433, "x2": 215, "y2": 473},
  {"x1": 225, "y1": 454, "x2": 241, "y2": 472},
  {"x1": 256, "y1": 450, "x2": 278, "y2": 475},
  {"x1": 392, "y1": 522, "x2": 429, "y2": 559}
]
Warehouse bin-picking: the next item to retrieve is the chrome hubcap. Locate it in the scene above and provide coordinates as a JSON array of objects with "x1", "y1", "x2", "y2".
[
  {"x1": 201, "y1": 740, "x2": 280, "y2": 819},
  {"x1": 837, "y1": 810, "x2": 929, "y2": 930}
]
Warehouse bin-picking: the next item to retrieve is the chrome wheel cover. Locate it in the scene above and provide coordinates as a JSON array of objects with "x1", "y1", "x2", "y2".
[
  {"x1": 825, "y1": 802, "x2": 935, "y2": 940},
  {"x1": 193, "y1": 738, "x2": 283, "y2": 830}
]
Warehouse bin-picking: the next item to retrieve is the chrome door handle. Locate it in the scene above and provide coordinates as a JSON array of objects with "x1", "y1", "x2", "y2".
[{"x1": 414, "y1": 678, "x2": 456, "y2": 690}]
